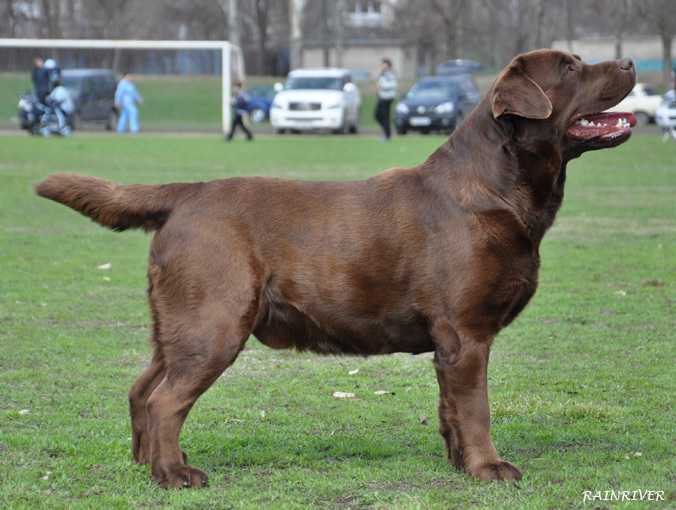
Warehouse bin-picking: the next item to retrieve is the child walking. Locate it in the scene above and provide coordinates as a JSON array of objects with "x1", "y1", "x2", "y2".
[{"x1": 226, "y1": 81, "x2": 253, "y2": 141}]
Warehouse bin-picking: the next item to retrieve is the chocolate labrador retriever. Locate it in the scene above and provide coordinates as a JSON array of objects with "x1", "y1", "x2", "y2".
[{"x1": 36, "y1": 49, "x2": 636, "y2": 487}]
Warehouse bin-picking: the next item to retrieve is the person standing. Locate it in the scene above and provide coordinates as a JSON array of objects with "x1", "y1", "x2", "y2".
[
  {"x1": 659, "y1": 68, "x2": 676, "y2": 142},
  {"x1": 374, "y1": 58, "x2": 397, "y2": 140},
  {"x1": 226, "y1": 81, "x2": 253, "y2": 141},
  {"x1": 114, "y1": 72, "x2": 143, "y2": 134},
  {"x1": 43, "y1": 58, "x2": 61, "y2": 92},
  {"x1": 31, "y1": 57, "x2": 50, "y2": 104}
]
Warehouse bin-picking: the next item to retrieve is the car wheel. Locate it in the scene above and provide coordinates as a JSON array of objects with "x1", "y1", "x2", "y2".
[
  {"x1": 421, "y1": 128, "x2": 431, "y2": 135},
  {"x1": 332, "y1": 110, "x2": 348, "y2": 134},
  {"x1": 348, "y1": 123, "x2": 358, "y2": 134},
  {"x1": 105, "y1": 110, "x2": 117, "y2": 131},
  {"x1": 634, "y1": 111, "x2": 650, "y2": 127},
  {"x1": 251, "y1": 108, "x2": 266, "y2": 123},
  {"x1": 275, "y1": 128, "x2": 286, "y2": 134}
]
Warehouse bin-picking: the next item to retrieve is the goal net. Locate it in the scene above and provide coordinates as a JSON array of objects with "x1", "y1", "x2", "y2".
[{"x1": 0, "y1": 38, "x2": 245, "y2": 134}]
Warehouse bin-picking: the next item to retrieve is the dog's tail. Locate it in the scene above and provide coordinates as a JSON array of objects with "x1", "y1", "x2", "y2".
[{"x1": 35, "y1": 173, "x2": 197, "y2": 232}]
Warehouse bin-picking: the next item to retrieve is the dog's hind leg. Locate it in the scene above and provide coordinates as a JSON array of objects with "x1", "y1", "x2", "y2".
[
  {"x1": 129, "y1": 352, "x2": 165, "y2": 464},
  {"x1": 145, "y1": 314, "x2": 250, "y2": 488},
  {"x1": 140, "y1": 225, "x2": 263, "y2": 488}
]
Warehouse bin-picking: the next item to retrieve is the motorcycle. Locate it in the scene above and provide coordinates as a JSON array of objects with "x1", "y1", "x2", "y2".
[
  {"x1": 18, "y1": 92, "x2": 43, "y2": 135},
  {"x1": 18, "y1": 92, "x2": 71, "y2": 136}
]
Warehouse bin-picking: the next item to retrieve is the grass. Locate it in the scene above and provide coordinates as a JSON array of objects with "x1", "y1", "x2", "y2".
[{"x1": 0, "y1": 132, "x2": 674, "y2": 509}]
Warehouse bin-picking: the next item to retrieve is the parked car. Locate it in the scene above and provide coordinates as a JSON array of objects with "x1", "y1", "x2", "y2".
[
  {"x1": 61, "y1": 69, "x2": 118, "y2": 130},
  {"x1": 270, "y1": 68, "x2": 361, "y2": 134},
  {"x1": 395, "y1": 75, "x2": 480, "y2": 134},
  {"x1": 605, "y1": 83, "x2": 662, "y2": 126},
  {"x1": 245, "y1": 85, "x2": 276, "y2": 123}
]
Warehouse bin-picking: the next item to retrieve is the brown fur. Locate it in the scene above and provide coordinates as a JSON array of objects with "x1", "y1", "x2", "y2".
[{"x1": 36, "y1": 50, "x2": 635, "y2": 487}]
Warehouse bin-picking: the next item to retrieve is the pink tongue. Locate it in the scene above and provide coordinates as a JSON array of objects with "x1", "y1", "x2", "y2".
[{"x1": 567, "y1": 124, "x2": 619, "y2": 139}]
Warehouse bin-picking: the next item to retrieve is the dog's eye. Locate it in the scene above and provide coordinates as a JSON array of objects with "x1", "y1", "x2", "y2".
[{"x1": 566, "y1": 64, "x2": 577, "y2": 74}]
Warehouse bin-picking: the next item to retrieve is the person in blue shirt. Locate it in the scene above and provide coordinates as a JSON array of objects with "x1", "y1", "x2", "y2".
[
  {"x1": 226, "y1": 81, "x2": 253, "y2": 141},
  {"x1": 115, "y1": 72, "x2": 143, "y2": 134}
]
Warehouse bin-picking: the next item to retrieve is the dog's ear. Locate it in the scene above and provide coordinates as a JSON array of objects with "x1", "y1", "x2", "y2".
[{"x1": 491, "y1": 60, "x2": 552, "y2": 120}]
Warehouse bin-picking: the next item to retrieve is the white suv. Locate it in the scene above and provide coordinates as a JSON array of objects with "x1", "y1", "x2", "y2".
[{"x1": 270, "y1": 69, "x2": 361, "y2": 134}]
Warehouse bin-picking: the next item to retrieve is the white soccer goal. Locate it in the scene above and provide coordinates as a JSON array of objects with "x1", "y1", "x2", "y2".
[{"x1": 0, "y1": 38, "x2": 244, "y2": 135}]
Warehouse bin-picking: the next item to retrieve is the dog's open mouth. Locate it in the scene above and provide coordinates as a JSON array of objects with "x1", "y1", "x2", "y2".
[{"x1": 566, "y1": 112, "x2": 636, "y2": 143}]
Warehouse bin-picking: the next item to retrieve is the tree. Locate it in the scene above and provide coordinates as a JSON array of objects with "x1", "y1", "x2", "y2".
[
  {"x1": 40, "y1": 0, "x2": 62, "y2": 38},
  {"x1": 638, "y1": 0, "x2": 676, "y2": 88},
  {"x1": 428, "y1": 0, "x2": 468, "y2": 58}
]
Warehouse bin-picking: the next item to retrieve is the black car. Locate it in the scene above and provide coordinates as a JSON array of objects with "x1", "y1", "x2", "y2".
[
  {"x1": 61, "y1": 69, "x2": 118, "y2": 129},
  {"x1": 395, "y1": 75, "x2": 480, "y2": 134}
]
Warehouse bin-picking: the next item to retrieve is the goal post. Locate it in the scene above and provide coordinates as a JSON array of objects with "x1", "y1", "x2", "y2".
[{"x1": 0, "y1": 38, "x2": 244, "y2": 135}]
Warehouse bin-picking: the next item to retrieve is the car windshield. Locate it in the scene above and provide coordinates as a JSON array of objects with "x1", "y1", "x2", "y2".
[
  {"x1": 61, "y1": 75, "x2": 81, "y2": 92},
  {"x1": 448, "y1": 75, "x2": 478, "y2": 94},
  {"x1": 247, "y1": 86, "x2": 275, "y2": 99},
  {"x1": 407, "y1": 81, "x2": 459, "y2": 101},
  {"x1": 286, "y1": 77, "x2": 343, "y2": 90}
]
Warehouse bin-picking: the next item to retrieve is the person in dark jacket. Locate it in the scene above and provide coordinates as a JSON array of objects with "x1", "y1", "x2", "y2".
[
  {"x1": 226, "y1": 81, "x2": 253, "y2": 141},
  {"x1": 31, "y1": 57, "x2": 50, "y2": 104}
]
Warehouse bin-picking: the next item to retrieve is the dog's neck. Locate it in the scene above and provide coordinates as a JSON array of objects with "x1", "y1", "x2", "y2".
[{"x1": 422, "y1": 100, "x2": 566, "y2": 244}]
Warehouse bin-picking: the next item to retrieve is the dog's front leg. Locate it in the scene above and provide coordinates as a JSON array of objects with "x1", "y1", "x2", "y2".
[{"x1": 432, "y1": 320, "x2": 521, "y2": 481}]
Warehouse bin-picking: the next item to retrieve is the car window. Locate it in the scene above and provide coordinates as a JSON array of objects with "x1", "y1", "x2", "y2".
[
  {"x1": 247, "y1": 86, "x2": 275, "y2": 100},
  {"x1": 81, "y1": 78, "x2": 94, "y2": 96},
  {"x1": 449, "y1": 75, "x2": 477, "y2": 94},
  {"x1": 62, "y1": 75, "x2": 82, "y2": 93},
  {"x1": 90, "y1": 77, "x2": 103, "y2": 96},
  {"x1": 286, "y1": 77, "x2": 343, "y2": 90},
  {"x1": 99, "y1": 75, "x2": 115, "y2": 97}
]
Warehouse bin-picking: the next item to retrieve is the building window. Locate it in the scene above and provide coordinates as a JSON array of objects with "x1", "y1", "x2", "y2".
[{"x1": 349, "y1": 1, "x2": 384, "y2": 27}]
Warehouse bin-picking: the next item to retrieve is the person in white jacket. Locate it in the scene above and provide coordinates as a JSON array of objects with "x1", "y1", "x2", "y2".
[
  {"x1": 657, "y1": 69, "x2": 676, "y2": 142},
  {"x1": 45, "y1": 79, "x2": 74, "y2": 135},
  {"x1": 374, "y1": 58, "x2": 397, "y2": 140}
]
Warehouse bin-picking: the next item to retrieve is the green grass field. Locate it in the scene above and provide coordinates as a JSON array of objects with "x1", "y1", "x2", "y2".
[{"x1": 0, "y1": 132, "x2": 674, "y2": 509}]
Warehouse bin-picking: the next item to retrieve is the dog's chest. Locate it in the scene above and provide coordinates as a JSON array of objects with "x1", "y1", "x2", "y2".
[{"x1": 253, "y1": 297, "x2": 435, "y2": 355}]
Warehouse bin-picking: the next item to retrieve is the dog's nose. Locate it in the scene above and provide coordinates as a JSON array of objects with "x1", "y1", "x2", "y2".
[{"x1": 619, "y1": 58, "x2": 634, "y2": 71}]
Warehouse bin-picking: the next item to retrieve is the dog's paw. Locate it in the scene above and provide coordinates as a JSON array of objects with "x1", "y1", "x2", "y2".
[
  {"x1": 469, "y1": 460, "x2": 522, "y2": 481},
  {"x1": 153, "y1": 465, "x2": 208, "y2": 489}
]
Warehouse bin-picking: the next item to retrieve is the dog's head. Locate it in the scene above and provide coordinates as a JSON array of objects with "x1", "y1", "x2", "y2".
[{"x1": 490, "y1": 49, "x2": 636, "y2": 159}]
